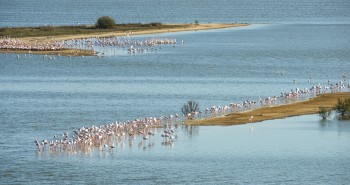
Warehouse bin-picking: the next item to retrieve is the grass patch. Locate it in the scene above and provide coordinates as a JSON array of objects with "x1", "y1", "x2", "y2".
[{"x1": 0, "y1": 23, "x2": 189, "y2": 38}]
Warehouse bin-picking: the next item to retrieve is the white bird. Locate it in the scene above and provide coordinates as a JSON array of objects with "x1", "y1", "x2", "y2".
[{"x1": 104, "y1": 144, "x2": 109, "y2": 149}]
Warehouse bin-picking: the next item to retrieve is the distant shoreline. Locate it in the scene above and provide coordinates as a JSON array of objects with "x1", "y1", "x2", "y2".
[
  {"x1": 0, "y1": 23, "x2": 248, "y2": 56},
  {"x1": 186, "y1": 92, "x2": 350, "y2": 126}
]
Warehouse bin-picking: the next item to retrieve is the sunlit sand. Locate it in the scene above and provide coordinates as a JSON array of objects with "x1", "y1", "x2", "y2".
[{"x1": 187, "y1": 92, "x2": 350, "y2": 126}]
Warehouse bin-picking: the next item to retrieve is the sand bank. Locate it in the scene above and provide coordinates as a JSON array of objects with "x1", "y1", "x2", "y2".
[
  {"x1": 22, "y1": 23, "x2": 247, "y2": 43},
  {"x1": 0, "y1": 23, "x2": 247, "y2": 56},
  {"x1": 187, "y1": 92, "x2": 350, "y2": 126}
]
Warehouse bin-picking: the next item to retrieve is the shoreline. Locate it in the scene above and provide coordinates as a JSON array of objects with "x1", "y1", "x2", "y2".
[
  {"x1": 186, "y1": 92, "x2": 350, "y2": 126},
  {"x1": 0, "y1": 23, "x2": 248, "y2": 56}
]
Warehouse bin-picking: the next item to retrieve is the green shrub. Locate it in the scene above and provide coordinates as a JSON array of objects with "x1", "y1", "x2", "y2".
[
  {"x1": 318, "y1": 107, "x2": 332, "y2": 120},
  {"x1": 182, "y1": 101, "x2": 199, "y2": 119},
  {"x1": 96, "y1": 16, "x2": 116, "y2": 29},
  {"x1": 334, "y1": 98, "x2": 350, "y2": 116},
  {"x1": 150, "y1": 22, "x2": 162, "y2": 26},
  {"x1": 334, "y1": 97, "x2": 350, "y2": 119}
]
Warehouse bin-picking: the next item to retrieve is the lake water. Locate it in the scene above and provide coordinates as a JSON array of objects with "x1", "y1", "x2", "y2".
[
  {"x1": 1, "y1": 0, "x2": 350, "y2": 184},
  {"x1": 0, "y1": 0, "x2": 350, "y2": 26}
]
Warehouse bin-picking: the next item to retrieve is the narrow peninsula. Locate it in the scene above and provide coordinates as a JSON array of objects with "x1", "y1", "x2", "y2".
[
  {"x1": 0, "y1": 23, "x2": 248, "y2": 56},
  {"x1": 187, "y1": 92, "x2": 350, "y2": 126}
]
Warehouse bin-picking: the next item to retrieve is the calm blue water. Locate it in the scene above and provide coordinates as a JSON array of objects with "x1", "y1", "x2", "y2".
[
  {"x1": 1, "y1": 0, "x2": 350, "y2": 184},
  {"x1": 0, "y1": 0, "x2": 350, "y2": 27}
]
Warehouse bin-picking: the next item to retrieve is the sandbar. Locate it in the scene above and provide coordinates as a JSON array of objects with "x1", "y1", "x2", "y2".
[
  {"x1": 186, "y1": 92, "x2": 350, "y2": 126},
  {"x1": 22, "y1": 23, "x2": 247, "y2": 43},
  {"x1": 0, "y1": 23, "x2": 248, "y2": 56}
]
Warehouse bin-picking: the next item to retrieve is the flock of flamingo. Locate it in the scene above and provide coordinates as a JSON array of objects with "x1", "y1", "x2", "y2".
[
  {"x1": 3, "y1": 33, "x2": 347, "y2": 155},
  {"x1": 65, "y1": 35, "x2": 179, "y2": 57},
  {"x1": 189, "y1": 79, "x2": 349, "y2": 119},
  {"x1": 0, "y1": 35, "x2": 179, "y2": 57},
  {"x1": 0, "y1": 36, "x2": 66, "y2": 51},
  {"x1": 34, "y1": 76, "x2": 349, "y2": 155},
  {"x1": 68, "y1": 36, "x2": 179, "y2": 54},
  {"x1": 1, "y1": 30, "x2": 347, "y2": 157},
  {"x1": 35, "y1": 116, "x2": 180, "y2": 155}
]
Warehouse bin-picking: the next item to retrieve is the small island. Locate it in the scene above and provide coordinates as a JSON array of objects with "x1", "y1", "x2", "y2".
[
  {"x1": 0, "y1": 17, "x2": 248, "y2": 56},
  {"x1": 187, "y1": 92, "x2": 350, "y2": 126}
]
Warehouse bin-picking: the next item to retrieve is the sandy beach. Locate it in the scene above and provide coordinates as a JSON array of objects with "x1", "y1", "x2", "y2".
[
  {"x1": 0, "y1": 23, "x2": 247, "y2": 56},
  {"x1": 187, "y1": 92, "x2": 350, "y2": 126}
]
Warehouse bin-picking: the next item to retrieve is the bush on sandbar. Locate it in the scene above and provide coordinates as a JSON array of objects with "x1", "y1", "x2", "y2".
[
  {"x1": 318, "y1": 107, "x2": 332, "y2": 120},
  {"x1": 182, "y1": 101, "x2": 199, "y2": 119},
  {"x1": 96, "y1": 16, "x2": 116, "y2": 29},
  {"x1": 334, "y1": 97, "x2": 350, "y2": 119},
  {"x1": 149, "y1": 22, "x2": 162, "y2": 27}
]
